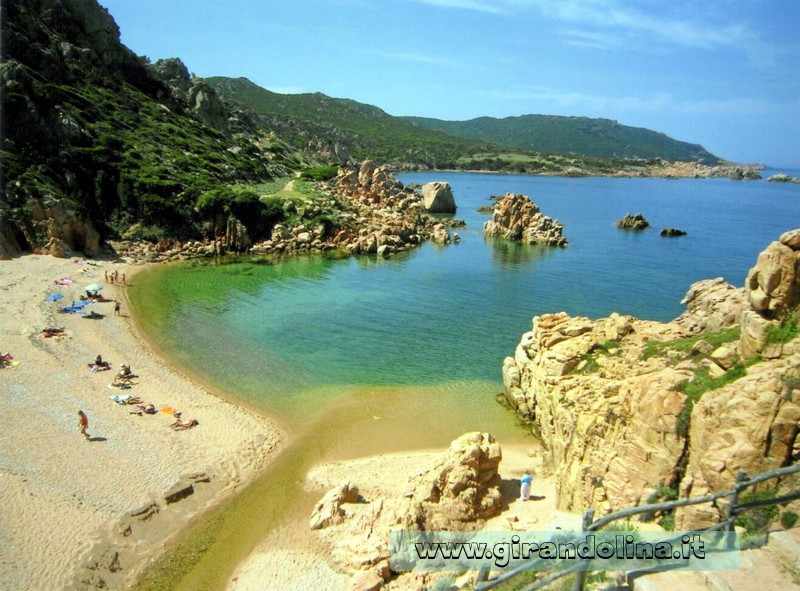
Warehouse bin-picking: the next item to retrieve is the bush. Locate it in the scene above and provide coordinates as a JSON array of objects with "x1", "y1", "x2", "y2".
[
  {"x1": 765, "y1": 311, "x2": 800, "y2": 345},
  {"x1": 781, "y1": 511, "x2": 799, "y2": 529},
  {"x1": 299, "y1": 164, "x2": 339, "y2": 181},
  {"x1": 735, "y1": 488, "x2": 779, "y2": 534}
]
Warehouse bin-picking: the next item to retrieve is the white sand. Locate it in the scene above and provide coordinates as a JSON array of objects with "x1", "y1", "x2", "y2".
[{"x1": 0, "y1": 254, "x2": 283, "y2": 590}]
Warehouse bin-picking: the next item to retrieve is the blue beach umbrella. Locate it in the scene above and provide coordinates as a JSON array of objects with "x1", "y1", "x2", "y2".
[
  {"x1": 84, "y1": 283, "x2": 104, "y2": 292},
  {"x1": 46, "y1": 293, "x2": 64, "y2": 301}
]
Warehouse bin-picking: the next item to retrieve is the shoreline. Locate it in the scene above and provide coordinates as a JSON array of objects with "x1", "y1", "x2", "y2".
[{"x1": 0, "y1": 253, "x2": 285, "y2": 591}]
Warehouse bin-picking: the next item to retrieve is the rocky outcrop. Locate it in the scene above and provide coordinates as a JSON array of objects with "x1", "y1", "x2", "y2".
[
  {"x1": 421, "y1": 182, "x2": 457, "y2": 213},
  {"x1": 501, "y1": 232, "x2": 800, "y2": 526},
  {"x1": 149, "y1": 58, "x2": 229, "y2": 134},
  {"x1": 397, "y1": 432, "x2": 503, "y2": 531},
  {"x1": 675, "y1": 277, "x2": 747, "y2": 333},
  {"x1": 676, "y1": 352, "x2": 800, "y2": 528},
  {"x1": 483, "y1": 193, "x2": 567, "y2": 247},
  {"x1": 744, "y1": 229, "x2": 800, "y2": 317},
  {"x1": 660, "y1": 227, "x2": 687, "y2": 237},
  {"x1": 615, "y1": 212, "x2": 650, "y2": 230},
  {"x1": 767, "y1": 174, "x2": 800, "y2": 184},
  {"x1": 310, "y1": 482, "x2": 361, "y2": 530},
  {"x1": 308, "y1": 433, "x2": 504, "y2": 590}
]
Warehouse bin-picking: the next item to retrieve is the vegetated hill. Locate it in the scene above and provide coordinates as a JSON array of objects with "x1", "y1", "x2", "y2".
[
  {"x1": 401, "y1": 114, "x2": 721, "y2": 164},
  {"x1": 206, "y1": 76, "x2": 491, "y2": 167},
  {"x1": 0, "y1": 0, "x2": 302, "y2": 256}
]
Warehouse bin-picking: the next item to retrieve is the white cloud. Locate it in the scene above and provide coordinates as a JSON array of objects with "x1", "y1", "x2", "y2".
[
  {"x1": 375, "y1": 51, "x2": 461, "y2": 68},
  {"x1": 410, "y1": 0, "x2": 505, "y2": 13},
  {"x1": 527, "y1": 0, "x2": 754, "y2": 51}
]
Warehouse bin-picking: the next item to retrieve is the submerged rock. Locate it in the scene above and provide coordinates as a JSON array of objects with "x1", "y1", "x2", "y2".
[{"x1": 660, "y1": 227, "x2": 687, "y2": 237}]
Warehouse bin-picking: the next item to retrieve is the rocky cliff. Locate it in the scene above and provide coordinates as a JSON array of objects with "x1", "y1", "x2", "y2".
[{"x1": 501, "y1": 231, "x2": 800, "y2": 526}]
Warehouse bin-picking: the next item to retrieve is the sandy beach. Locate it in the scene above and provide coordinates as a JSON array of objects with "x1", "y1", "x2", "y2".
[{"x1": 0, "y1": 254, "x2": 283, "y2": 591}]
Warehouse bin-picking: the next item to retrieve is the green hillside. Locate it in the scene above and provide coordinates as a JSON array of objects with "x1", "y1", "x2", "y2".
[
  {"x1": 0, "y1": 0, "x2": 303, "y2": 254},
  {"x1": 206, "y1": 76, "x2": 489, "y2": 166},
  {"x1": 402, "y1": 115, "x2": 720, "y2": 164}
]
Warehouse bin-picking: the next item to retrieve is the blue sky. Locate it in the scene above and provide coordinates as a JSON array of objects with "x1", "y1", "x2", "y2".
[{"x1": 100, "y1": 0, "x2": 800, "y2": 168}]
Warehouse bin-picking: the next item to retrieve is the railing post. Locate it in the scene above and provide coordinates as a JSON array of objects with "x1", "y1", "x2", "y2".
[
  {"x1": 476, "y1": 564, "x2": 490, "y2": 585},
  {"x1": 725, "y1": 469, "x2": 748, "y2": 551},
  {"x1": 572, "y1": 508, "x2": 595, "y2": 591},
  {"x1": 726, "y1": 470, "x2": 748, "y2": 531}
]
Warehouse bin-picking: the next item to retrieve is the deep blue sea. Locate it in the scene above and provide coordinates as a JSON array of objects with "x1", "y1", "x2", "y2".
[{"x1": 130, "y1": 172, "x2": 799, "y2": 431}]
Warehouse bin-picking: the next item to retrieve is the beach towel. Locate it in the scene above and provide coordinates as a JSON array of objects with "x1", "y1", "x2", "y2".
[
  {"x1": 109, "y1": 394, "x2": 134, "y2": 404},
  {"x1": 160, "y1": 406, "x2": 178, "y2": 415}
]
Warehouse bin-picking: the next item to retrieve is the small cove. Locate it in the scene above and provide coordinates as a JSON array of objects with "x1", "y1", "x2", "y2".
[{"x1": 129, "y1": 171, "x2": 800, "y2": 589}]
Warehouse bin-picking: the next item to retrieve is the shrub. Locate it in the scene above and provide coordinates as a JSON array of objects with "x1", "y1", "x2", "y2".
[
  {"x1": 299, "y1": 164, "x2": 339, "y2": 181},
  {"x1": 735, "y1": 488, "x2": 779, "y2": 534},
  {"x1": 765, "y1": 311, "x2": 800, "y2": 345},
  {"x1": 781, "y1": 511, "x2": 799, "y2": 530}
]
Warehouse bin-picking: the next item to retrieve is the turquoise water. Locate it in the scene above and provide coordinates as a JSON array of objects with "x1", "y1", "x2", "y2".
[{"x1": 131, "y1": 172, "x2": 799, "y2": 427}]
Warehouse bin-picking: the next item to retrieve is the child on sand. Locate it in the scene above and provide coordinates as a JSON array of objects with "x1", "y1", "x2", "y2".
[{"x1": 78, "y1": 410, "x2": 90, "y2": 440}]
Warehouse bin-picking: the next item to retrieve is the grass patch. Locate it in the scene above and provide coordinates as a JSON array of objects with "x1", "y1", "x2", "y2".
[
  {"x1": 765, "y1": 311, "x2": 800, "y2": 345},
  {"x1": 572, "y1": 340, "x2": 620, "y2": 374},
  {"x1": 675, "y1": 361, "x2": 751, "y2": 437},
  {"x1": 736, "y1": 488, "x2": 779, "y2": 535},
  {"x1": 641, "y1": 327, "x2": 740, "y2": 361}
]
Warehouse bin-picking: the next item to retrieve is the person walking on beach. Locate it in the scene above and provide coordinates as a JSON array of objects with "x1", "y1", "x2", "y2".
[
  {"x1": 114, "y1": 300, "x2": 121, "y2": 316},
  {"x1": 121, "y1": 273, "x2": 127, "y2": 286},
  {"x1": 78, "y1": 410, "x2": 90, "y2": 441},
  {"x1": 520, "y1": 470, "x2": 533, "y2": 501}
]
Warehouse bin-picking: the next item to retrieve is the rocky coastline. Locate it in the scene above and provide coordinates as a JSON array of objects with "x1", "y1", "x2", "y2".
[
  {"x1": 501, "y1": 230, "x2": 800, "y2": 527},
  {"x1": 102, "y1": 161, "x2": 462, "y2": 264}
]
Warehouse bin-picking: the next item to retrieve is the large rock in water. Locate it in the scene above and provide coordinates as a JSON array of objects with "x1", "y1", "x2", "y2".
[
  {"x1": 483, "y1": 193, "x2": 567, "y2": 247},
  {"x1": 615, "y1": 212, "x2": 650, "y2": 230},
  {"x1": 422, "y1": 182, "x2": 456, "y2": 213}
]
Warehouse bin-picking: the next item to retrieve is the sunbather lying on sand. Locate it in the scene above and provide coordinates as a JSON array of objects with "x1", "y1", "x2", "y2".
[
  {"x1": 170, "y1": 418, "x2": 199, "y2": 431},
  {"x1": 134, "y1": 403, "x2": 157, "y2": 415}
]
